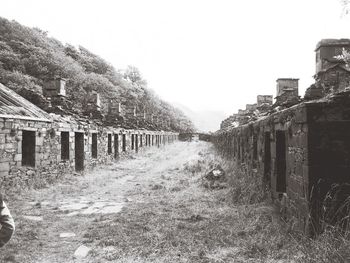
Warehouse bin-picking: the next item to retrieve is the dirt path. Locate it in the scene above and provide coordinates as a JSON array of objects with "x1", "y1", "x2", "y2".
[
  {"x1": 2, "y1": 141, "x2": 300, "y2": 263},
  {"x1": 1, "y1": 141, "x2": 208, "y2": 263}
]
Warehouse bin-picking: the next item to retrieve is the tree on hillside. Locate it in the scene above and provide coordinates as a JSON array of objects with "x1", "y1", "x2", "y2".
[{"x1": 0, "y1": 16, "x2": 195, "y2": 132}]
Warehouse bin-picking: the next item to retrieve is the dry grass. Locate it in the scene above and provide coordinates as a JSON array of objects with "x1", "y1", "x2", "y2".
[
  {"x1": 2, "y1": 141, "x2": 350, "y2": 262},
  {"x1": 86, "y1": 143, "x2": 350, "y2": 262},
  {"x1": 84, "y1": 144, "x2": 296, "y2": 262}
]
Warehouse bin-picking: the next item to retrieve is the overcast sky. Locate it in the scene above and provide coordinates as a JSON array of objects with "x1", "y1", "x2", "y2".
[{"x1": 1, "y1": 0, "x2": 350, "y2": 116}]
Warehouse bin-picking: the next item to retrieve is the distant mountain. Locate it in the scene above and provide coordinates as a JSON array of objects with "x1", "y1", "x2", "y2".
[{"x1": 172, "y1": 103, "x2": 226, "y2": 132}]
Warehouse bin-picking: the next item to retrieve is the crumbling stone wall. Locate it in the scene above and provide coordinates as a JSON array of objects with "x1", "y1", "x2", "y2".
[
  {"x1": 0, "y1": 116, "x2": 178, "y2": 193},
  {"x1": 214, "y1": 98, "x2": 350, "y2": 234}
]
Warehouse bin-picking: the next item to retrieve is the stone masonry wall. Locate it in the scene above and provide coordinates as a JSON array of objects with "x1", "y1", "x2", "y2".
[
  {"x1": 0, "y1": 117, "x2": 178, "y2": 193},
  {"x1": 214, "y1": 103, "x2": 311, "y2": 233},
  {"x1": 214, "y1": 97, "x2": 350, "y2": 234}
]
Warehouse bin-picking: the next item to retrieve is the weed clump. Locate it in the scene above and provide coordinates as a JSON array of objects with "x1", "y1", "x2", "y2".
[{"x1": 223, "y1": 162, "x2": 269, "y2": 204}]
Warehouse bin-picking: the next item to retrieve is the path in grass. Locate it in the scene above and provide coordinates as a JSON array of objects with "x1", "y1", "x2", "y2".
[
  {"x1": 0, "y1": 141, "x2": 210, "y2": 262},
  {"x1": 2, "y1": 141, "x2": 295, "y2": 263}
]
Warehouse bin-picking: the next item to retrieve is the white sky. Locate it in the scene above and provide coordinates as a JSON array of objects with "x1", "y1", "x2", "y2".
[{"x1": 1, "y1": 0, "x2": 350, "y2": 116}]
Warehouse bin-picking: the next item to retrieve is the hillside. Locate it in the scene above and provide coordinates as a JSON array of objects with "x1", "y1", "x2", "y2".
[
  {"x1": 0, "y1": 17, "x2": 194, "y2": 132},
  {"x1": 172, "y1": 102, "x2": 226, "y2": 132}
]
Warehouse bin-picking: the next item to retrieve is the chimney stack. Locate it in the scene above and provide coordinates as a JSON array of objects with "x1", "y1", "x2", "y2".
[
  {"x1": 275, "y1": 78, "x2": 300, "y2": 107},
  {"x1": 43, "y1": 78, "x2": 66, "y2": 98},
  {"x1": 257, "y1": 95, "x2": 273, "y2": 107},
  {"x1": 108, "y1": 100, "x2": 122, "y2": 116}
]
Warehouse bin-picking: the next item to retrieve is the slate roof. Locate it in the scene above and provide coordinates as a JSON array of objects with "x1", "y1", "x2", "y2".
[{"x1": 0, "y1": 83, "x2": 52, "y2": 122}]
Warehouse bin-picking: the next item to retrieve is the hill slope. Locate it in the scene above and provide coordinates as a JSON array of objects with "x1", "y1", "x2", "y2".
[
  {"x1": 172, "y1": 103, "x2": 226, "y2": 132},
  {"x1": 0, "y1": 17, "x2": 194, "y2": 132}
]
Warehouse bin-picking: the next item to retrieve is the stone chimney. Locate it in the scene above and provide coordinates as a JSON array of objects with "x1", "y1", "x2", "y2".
[
  {"x1": 257, "y1": 95, "x2": 273, "y2": 107},
  {"x1": 238, "y1": 109, "x2": 248, "y2": 115},
  {"x1": 108, "y1": 100, "x2": 122, "y2": 116},
  {"x1": 85, "y1": 91, "x2": 101, "y2": 112},
  {"x1": 315, "y1": 39, "x2": 350, "y2": 74},
  {"x1": 124, "y1": 105, "x2": 136, "y2": 118},
  {"x1": 275, "y1": 78, "x2": 300, "y2": 107},
  {"x1": 246, "y1": 103, "x2": 257, "y2": 112},
  {"x1": 43, "y1": 78, "x2": 66, "y2": 98},
  {"x1": 91, "y1": 92, "x2": 101, "y2": 109},
  {"x1": 276, "y1": 78, "x2": 299, "y2": 97}
]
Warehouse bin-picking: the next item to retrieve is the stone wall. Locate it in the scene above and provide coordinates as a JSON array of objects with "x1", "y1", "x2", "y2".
[
  {"x1": 0, "y1": 116, "x2": 178, "y2": 193},
  {"x1": 213, "y1": 95, "x2": 350, "y2": 235}
]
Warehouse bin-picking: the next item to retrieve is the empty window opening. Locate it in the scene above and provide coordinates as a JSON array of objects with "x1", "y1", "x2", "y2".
[
  {"x1": 152, "y1": 135, "x2": 154, "y2": 146},
  {"x1": 22, "y1": 130, "x2": 36, "y2": 167},
  {"x1": 131, "y1": 134, "x2": 135, "y2": 150},
  {"x1": 122, "y1": 134, "x2": 126, "y2": 152},
  {"x1": 91, "y1": 133, "x2": 97, "y2": 158},
  {"x1": 75, "y1": 132, "x2": 84, "y2": 171},
  {"x1": 264, "y1": 132, "x2": 271, "y2": 185},
  {"x1": 140, "y1": 135, "x2": 143, "y2": 147},
  {"x1": 135, "y1": 134, "x2": 139, "y2": 152},
  {"x1": 108, "y1": 134, "x2": 112, "y2": 154},
  {"x1": 276, "y1": 130, "x2": 287, "y2": 192},
  {"x1": 61, "y1": 131, "x2": 70, "y2": 161},
  {"x1": 114, "y1": 134, "x2": 119, "y2": 158},
  {"x1": 145, "y1": 135, "x2": 148, "y2": 146}
]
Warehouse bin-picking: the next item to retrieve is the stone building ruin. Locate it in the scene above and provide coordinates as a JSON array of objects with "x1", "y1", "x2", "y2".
[
  {"x1": 0, "y1": 82, "x2": 178, "y2": 191},
  {"x1": 215, "y1": 39, "x2": 350, "y2": 235}
]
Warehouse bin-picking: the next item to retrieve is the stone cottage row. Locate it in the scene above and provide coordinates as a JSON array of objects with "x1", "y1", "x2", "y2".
[
  {"x1": 0, "y1": 83, "x2": 178, "y2": 191},
  {"x1": 214, "y1": 39, "x2": 350, "y2": 235}
]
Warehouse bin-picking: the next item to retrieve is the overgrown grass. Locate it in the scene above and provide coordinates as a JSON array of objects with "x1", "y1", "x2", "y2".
[
  {"x1": 84, "y1": 144, "x2": 295, "y2": 262},
  {"x1": 210, "y1": 147, "x2": 350, "y2": 263},
  {"x1": 60, "y1": 142, "x2": 350, "y2": 262}
]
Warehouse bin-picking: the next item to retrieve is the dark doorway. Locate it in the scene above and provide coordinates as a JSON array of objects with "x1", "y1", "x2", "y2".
[
  {"x1": 122, "y1": 134, "x2": 126, "y2": 152},
  {"x1": 61, "y1": 131, "x2": 70, "y2": 161},
  {"x1": 152, "y1": 135, "x2": 154, "y2": 146},
  {"x1": 114, "y1": 134, "x2": 119, "y2": 158},
  {"x1": 131, "y1": 134, "x2": 135, "y2": 150},
  {"x1": 253, "y1": 135, "x2": 258, "y2": 161},
  {"x1": 135, "y1": 134, "x2": 139, "y2": 152},
  {"x1": 91, "y1": 133, "x2": 97, "y2": 158},
  {"x1": 276, "y1": 130, "x2": 286, "y2": 192},
  {"x1": 264, "y1": 132, "x2": 271, "y2": 185},
  {"x1": 140, "y1": 135, "x2": 143, "y2": 147},
  {"x1": 22, "y1": 130, "x2": 36, "y2": 167},
  {"x1": 75, "y1": 132, "x2": 84, "y2": 171},
  {"x1": 108, "y1": 134, "x2": 112, "y2": 154}
]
